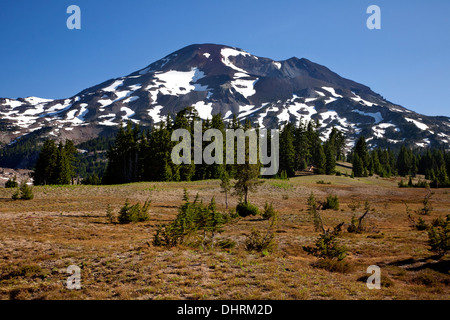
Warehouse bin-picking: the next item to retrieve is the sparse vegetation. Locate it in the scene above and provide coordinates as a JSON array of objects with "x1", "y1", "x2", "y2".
[
  {"x1": 153, "y1": 191, "x2": 228, "y2": 248},
  {"x1": 347, "y1": 202, "x2": 372, "y2": 233},
  {"x1": 236, "y1": 202, "x2": 259, "y2": 217},
  {"x1": 5, "y1": 176, "x2": 18, "y2": 188},
  {"x1": 427, "y1": 215, "x2": 449, "y2": 256},
  {"x1": 244, "y1": 214, "x2": 277, "y2": 254},
  {"x1": 0, "y1": 174, "x2": 448, "y2": 300},
  {"x1": 106, "y1": 204, "x2": 115, "y2": 223},
  {"x1": 417, "y1": 189, "x2": 433, "y2": 215},
  {"x1": 303, "y1": 223, "x2": 347, "y2": 261},
  {"x1": 11, "y1": 180, "x2": 34, "y2": 201},
  {"x1": 262, "y1": 201, "x2": 277, "y2": 220},
  {"x1": 322, "y1": 195, "x2": 340, "y2": 211},
  {"x1": 118, "y1": 198, "x2": 151, "y2": 224}
]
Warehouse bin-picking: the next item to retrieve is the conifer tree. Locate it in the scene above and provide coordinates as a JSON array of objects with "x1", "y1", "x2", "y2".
[
  {"x1": 313, "y1": 144, "x2": 326, "y2": 174},
  {"x1": 279, "y1": 122, "x2": 296, "y2": 177},
  {"x1": 324, "y1": 142, "x2": 336, "y2": 175}
]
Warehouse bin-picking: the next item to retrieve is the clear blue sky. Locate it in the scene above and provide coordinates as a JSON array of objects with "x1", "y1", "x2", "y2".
[{"x1": 0, "y1": 0, "x2": 449, "y2": 116}]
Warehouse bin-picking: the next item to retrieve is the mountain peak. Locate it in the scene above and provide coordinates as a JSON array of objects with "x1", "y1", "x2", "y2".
[{"x1": 1, "y1": 43, "x2": 449, "y2": 155}]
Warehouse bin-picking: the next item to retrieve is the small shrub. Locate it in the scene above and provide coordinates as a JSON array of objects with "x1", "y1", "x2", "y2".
[
  {"x1": 236, "y1": 202, "x2": 259, "y2": 217},
  {"x1": 431, "y1": 216, "x2": 446, "y2": 228},
  {"x1": 106, "y1": 204, "x2": 115, "y2": 223},
  {"x1": 347, "y1": 215, "x2": 358, "y2": 233},
  {"x1": 335, "y1": 171, "x2": 341, "y2": 176},
  {"x1": 245, "y1": 213, "x2": 278, "y2": 254},
  {"x1": 303, "y1": 225, "x2": 347, "y2": 261},
  {"x1": 322, "y1": 195, "x2": 339, "y2": 210},
  {"x1": 316, "y1": 180, "x2": 331, "y2": 185},
  {"x1": 427, "y1": 215, "x2": 449, "y2": 256},
  {"x1": 12, "y1": 180, "x2": 34, "y2": 201},
  {"x1": 245, "y1": 228, "x2": 276, "y2": 253},
  {"x1": 262, "y1": 202, "x2": 276, "y2": 220},
  {"x1": 398, "y1": 179, "x2": 408, "y2": 188},
  {"x1": 226, "y1": 209, "x2": 240, "y2": 221},
  {"x1": 118, "y1": 199, "x2": 151, "y2": 224},
  {"x1": 12, "y1": 190, "x2": 20, "y2": 200},
  {"x1": 5, "y1": 176, "x2": 18, "y2": 188},
  {"x1": 279, "y1": 170, "x2": 289, "y2": 180},
  {"x1": 416, "y1": 217, "x2": 428, "y2": 231},
  {"x1": 153, "y1": 193, "x2": 227, "y2": 248},
  {"x1": 307, "y1": 192, "x2": 322, "y2": 232},
  {"x1": 417, "y1": 190, "x2": 433, "y2": 215},
  {"x1": 19, "y1": 182, "x2": 34, "y2": 200}
]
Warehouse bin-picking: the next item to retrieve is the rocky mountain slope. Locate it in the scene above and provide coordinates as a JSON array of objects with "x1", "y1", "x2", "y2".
[{"x1": 1, "y1": 43, "x2": 449, "y2": 153}]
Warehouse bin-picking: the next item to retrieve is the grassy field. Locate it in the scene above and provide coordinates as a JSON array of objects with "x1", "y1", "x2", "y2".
[{"x1": 0, "y1": 174, "x2": 449, "y2": 300}]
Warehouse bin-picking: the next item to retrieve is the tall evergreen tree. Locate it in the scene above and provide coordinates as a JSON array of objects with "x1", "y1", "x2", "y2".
[
  {"x1": 313, "y1": 144, "x2": 326, "y2": 174},
  {"x1": 33, "y1": 139, "x2": 77, "y2": 185},
  {"x1": 279, "y1": 122, "x2": 296, "y2": 177},
  {"x1": 352, "y1": 153, "x2": 364, "y2": 177},
  {"x1": 324, "y1": 142, "x2": 336, "y2": 175},
  {"x1": 33, "y1": 140, "x2": 58, "y2": 185}
]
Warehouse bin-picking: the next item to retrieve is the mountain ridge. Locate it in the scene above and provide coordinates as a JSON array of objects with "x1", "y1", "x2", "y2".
[{"x1": 1, "y1": 43, "x2": 449, "y2": 159}]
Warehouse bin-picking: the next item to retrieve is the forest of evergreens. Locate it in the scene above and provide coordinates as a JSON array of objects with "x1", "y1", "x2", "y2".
[{"x1": 7, "y1": 106, "x2": 450, "y2": 188}]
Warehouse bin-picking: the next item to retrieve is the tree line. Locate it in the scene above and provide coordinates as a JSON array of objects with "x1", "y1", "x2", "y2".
[
  {"x1": 101, "y1": 107, "x2": 345, "y2": 185},
  {"x1": 28, "y1": 106, "x2": 450, "y2": 189},
  {"x1": 349, "y1": 136, "x2": 450, "y2": 187}
]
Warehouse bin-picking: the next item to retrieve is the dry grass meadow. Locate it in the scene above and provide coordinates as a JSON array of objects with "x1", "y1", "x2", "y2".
[{"x1": 0, "y1": 168, "x2": 449, "y2": 300}]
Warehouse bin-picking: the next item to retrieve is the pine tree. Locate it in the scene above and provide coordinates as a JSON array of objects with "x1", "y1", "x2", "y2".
[
  {"x1": 372, "y1": 150, "x2": 382, "y2": 175},
  {"x1": 279, "y1": 122, "x2": 296, "y2": 177},
  {"x1": 313, "y1": 144, "x2": 326, "y2": 174},
  {"x1": 324, "y1": 142, "x2": 336, "y2": 175},
  {"x1": 354, "y1": 136, "x2": 369, "y2": 169},
  {"x1": 397, "y1": 145, "x2": 412, "y2": 177},
  {"x1": 103, "y1": 121, "x2": 140, "y2": 184},
  {"x1": 33, "y1": 139, "x2": 58, "y2": 185},
  {"x1": 352, "y1": 153, "x2": 364, "y2": 177},
  {"x1": 33, "y1": 139, "x2": 77, "y2": 185},
  {"x1": 233, "y1": 121, "x2": 263, "y2": 204}
]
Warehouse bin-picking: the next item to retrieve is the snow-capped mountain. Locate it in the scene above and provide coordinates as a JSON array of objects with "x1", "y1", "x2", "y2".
[{"x1": 1, "y1": 43, "x2": 450, "y2": 150}]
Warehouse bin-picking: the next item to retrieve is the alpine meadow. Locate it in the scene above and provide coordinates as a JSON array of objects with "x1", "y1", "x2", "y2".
[{"x1": 1, "y1": 2, "x2": 449, "y2": 303}]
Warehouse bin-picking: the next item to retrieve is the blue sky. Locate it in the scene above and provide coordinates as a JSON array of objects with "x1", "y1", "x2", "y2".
[{"x1": 0, "y1": 0, "x2": 449, "y2": 116}]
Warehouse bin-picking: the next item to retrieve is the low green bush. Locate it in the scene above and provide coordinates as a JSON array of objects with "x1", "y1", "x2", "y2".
[
  {"x1": 5, "y1": 176, "x2": 18, "y2": 188},
  {"x1": 245, "y1": 228, "x2": 276, "y2": 253},
  {"x1": 118, "y1": 199, "x2": 151, "y2": 224},
  {"x1": 236, "y1": 202, "x2": 259, "y2": 217},
  {"x1": 262, "y1": 202, "x2": 276, "y2": 220},
  {"x1": 11, "y1": 180, "x2": 34, "y2": 201},
  {"x1": 303, "y1": 225, "x2": 347, "y2": 261},
  {"x1": 322, "y1": 195, "x2": 339, "y2": 210}
]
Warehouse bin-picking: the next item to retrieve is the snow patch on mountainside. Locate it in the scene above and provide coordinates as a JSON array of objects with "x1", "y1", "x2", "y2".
[
  {"x1": 231, "y1": 78, "x2": 257, "y2": 98},
  {"x1": 193, "y1": 101, "x2": 213, "y2": 119},
  {"x1": 102, "y1": 80, "x2": 124, "y2": 92},
  {"x1": 221, "y1": 48, "x2": 251, "y2": 74},
  {"x1": 372, "y1": 123, "x2": 399, "y2": 138},
  {"x1": 153, "y1": 68, "x2": 208, "y2": 96},
  {"x1": 352, "y1": 110, "x2": 383, "y2": 123},
  {"x1": 351, "y1": 95, "x2": 375, "y2": 107},
  {"x1": 148, "y1": 106, "x2": 164, "y2": 123},
  {"x1": 405, "y1": 118, "x2": 429, "y2": 131},
  {"x1": 322, "y1": 87, "x2": 343, "y2": 98}
]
